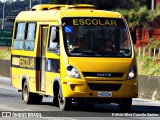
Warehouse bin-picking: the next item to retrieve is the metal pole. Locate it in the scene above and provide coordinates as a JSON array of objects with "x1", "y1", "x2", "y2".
[
  {"x1": 151, "y1": 0, "x2": 155, "y2": 11},
  {"x1": 138, "y1": 46, "x2": 141, "y2": 57},
  {"x1": 29, "y1": 0, "x2": 32, "y2": 9},
  {"x1": 2, "y1": 1, "x2": 5, "y2": 30}
]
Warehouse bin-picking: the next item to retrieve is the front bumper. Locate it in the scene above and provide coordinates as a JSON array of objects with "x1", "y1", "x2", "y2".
[{"x1": 62, "y1": 76, "x2": 138, "y2": 98}]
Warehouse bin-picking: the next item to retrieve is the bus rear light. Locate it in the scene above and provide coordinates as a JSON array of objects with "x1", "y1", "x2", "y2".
[
  {"x1": 13, "y1": 75, "x2": 16, "y2": 79},
  {"x1": 63, "y1": 82, "x2": 72, "y2": 84},
  {"x1": 13, "y1": 75, "x2": 20, "y2": 79},
  {"x1": 134, "y1": 83, "x2": 138, "y2": 86},
  {"x1": 29, "y1": 77, "x2": 34, "y2": 80}
]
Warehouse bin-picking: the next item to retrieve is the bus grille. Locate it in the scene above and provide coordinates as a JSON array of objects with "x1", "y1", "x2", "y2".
[
  {"x1": 88, "y1": 83, "x2": 122, "y2": 91},
  {"x1": 83, "y1": 72, "x2": 124, "y2": 77}
]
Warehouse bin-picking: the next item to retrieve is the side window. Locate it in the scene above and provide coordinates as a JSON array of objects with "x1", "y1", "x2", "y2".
[
  {"x1": 13, "y1": 22, "x2": 25, "y2": 50},
  {"x1": 24, "y1": 23, "x2": 36, "y2": 50},
  {"x1": 48, "y1": 26, "x2": 59, "y2": 54},
  {"x1": 13, "y1": 22, "x2": 36, "y2": 50}
]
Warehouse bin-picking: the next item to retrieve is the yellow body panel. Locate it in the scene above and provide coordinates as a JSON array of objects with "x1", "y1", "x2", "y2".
[
  {"x1": 11, "y1": 4, "x2": 138, "y2": 101},
  {"x1": 69, "y1": 57, "x2": 133, "y2": 73},
  {"x1": 11, "y1": 67, "x2": 36, "y2": 92},
  {"x1": 45, "y1": 72, "x2": 60, "y2": 96}
]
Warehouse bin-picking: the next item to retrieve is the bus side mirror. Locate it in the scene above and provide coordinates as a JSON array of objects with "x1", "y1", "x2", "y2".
[{"x1": 130, "y1": 28, "x2": 136, "y2": 44}]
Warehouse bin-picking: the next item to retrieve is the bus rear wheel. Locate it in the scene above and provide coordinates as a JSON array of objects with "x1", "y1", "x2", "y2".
[
  {"x1": 22, "y1": 81, "x2": 35, "y2": 104},
  {"x1": 119, "y1": 98, "x2": 132, "y2": 112}
]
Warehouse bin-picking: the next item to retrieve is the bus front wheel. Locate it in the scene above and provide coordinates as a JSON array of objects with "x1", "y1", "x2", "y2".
[
  {"x1": 119, "y1": 98, "x2": 132, "y2": 112},
  {"x1": 58, "y1": 90, "x2": 71, "y2": 110}
]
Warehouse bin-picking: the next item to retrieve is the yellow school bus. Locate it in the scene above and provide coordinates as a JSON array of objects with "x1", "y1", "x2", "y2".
[{"x1": 11, "y1": 4, "x2": 138, "y2": 111}]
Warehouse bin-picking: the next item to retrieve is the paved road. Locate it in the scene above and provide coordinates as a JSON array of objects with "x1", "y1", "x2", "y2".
[{"x1": 0, "y1": 77, "x2": 160, "y2": 120}]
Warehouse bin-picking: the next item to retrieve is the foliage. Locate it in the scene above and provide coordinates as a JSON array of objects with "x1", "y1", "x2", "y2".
[
  {"x1": 0, "y1": 0, "x2": 159, "y2": 30},
  {"x1": 0, "y1": 48, "x2": 10, "y2": 60},
  {"x1": 147, "y1": 5, "x2": 160, "y2": 29},
  {"x1": 137, "y1": 40, "x2": 160, "y2": 76},
  {"x1": 137, "y1": 57, "x2": 160, "y2": 76},
  {"x1": 49, "y1": 0, "x2": 136, "y2": 10},
  {"x1": 0, "y1": 0, "x2": 50, "y2": 18},
  {"x1": 48, "y1": 0, "x2": 159, "y2": 30},
  {"x1": 145, "y1": 40, "x2": 160, "y2": 50},
  {"x1": 0, "y1": 0, "x2": 40, "y2": 18},
  {"x1": 116, "y1": 6, "x2": 149, "y2": 28},
  {"x1": 50, "y1": 0, "x2": 64, "y2": 4}
]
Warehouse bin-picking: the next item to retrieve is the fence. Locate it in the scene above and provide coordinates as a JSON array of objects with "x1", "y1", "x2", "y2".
[
  {"x1": 137, "y1": 46, "x2": 160, "y2": 58},
  {"x1": 0, "y1": 59, "x2": 160, "y2": 101}
]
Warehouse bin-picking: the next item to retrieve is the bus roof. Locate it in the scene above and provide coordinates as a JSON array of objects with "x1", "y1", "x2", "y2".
[{"x1": 15, "y1": 4, "x2": 124, "y2": 22}]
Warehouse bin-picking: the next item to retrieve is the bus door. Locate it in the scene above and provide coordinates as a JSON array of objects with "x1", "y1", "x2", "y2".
[
  {"x1": 40, "y1": 25, "x2": 49, "y2": 91},
  {"x1": 45, "y1": 26, "x2": 60, "y2": 96}
]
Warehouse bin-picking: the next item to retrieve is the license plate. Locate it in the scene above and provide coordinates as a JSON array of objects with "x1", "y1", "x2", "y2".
[{"x1": 98, "y1": 91, "x2": 112, "y2": 97}]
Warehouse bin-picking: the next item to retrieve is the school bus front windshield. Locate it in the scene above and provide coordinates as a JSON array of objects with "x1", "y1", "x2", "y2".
[{"x1": 62, "y1": 17, "x2": 132, "y2": 57}]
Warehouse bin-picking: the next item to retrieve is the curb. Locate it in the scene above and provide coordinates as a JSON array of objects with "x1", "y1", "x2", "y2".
[{"x1": 0, "y1": 77, "x2": 11, "y2": 85}]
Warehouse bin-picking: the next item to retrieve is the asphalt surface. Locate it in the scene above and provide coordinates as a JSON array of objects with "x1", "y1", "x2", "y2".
[{"x1": 0, "y1": 77, "x2": 160, "y2": 120}]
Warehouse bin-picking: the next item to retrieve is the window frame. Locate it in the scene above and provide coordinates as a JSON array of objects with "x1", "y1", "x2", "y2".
[
  {"x1": 24, "y1": 22, "x2": 37, "y2": 51},
  {"x1": 13, "y1": 22, "x2": 26, "y2": 50},
  {"x1": 13, "y1": 22, "x2": 37, "y2": 51},
  {"x1": 47, "y1": 26, "x2": 59, "y2": 55}
]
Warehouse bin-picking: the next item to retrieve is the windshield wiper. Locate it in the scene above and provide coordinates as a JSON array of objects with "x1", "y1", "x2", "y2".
[
  {"x1": 118, "y1": 53, "x2": 131, "y2": 58},
  {"x1": 97, "y1": 52, "x2": 127, "y2": 57},
  {"x1": 81, "y1": 51, "x2": 102, "y2": 56},
  {"x1": 71, "y1": 51, "x2": 131, "y2": 57}
]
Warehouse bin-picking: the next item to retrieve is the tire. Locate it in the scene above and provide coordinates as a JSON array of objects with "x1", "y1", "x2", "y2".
[
  {"x1": 119, "y1": 98, "x2": 132, "y2": 112},
  {"x1": 52, "y1": 84, "x2": 59, "y2": 107},
  {"x1": 58, "y1": 89, "x2": 71, "y2": 111},
  {"x1": 22, "y1": 81, "x2": 35, "y2": 104},
  {"x1": 52, "y1": 96, "x2": 59, "y2": 107}
]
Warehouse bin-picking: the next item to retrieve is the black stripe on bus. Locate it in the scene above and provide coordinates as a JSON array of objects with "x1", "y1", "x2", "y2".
[
  {"x1": 11, "y1": 55, "x2": 60, "y2": 73},
  {"x1": 11, "y1": 55, "x2": 40, "y2": 70}
]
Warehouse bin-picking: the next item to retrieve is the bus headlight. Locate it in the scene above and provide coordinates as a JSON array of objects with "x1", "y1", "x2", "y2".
[
  {"x1": 66, "y1": 65, "x2": 81, "y2": 79},
  {"x1": 127, "y1": 66, "x2": 137, "y2": 80}
]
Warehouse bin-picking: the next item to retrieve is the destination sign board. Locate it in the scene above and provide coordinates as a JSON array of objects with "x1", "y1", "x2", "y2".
[{"x1": 0, "y1": 30, "x2": 13, "y2": 46}]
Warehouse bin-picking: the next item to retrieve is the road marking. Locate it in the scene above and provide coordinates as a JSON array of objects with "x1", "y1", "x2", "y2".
[
  {"x1": 134, "y1": 98, "x2": 160, "y2": 103},
  {"x1": 61, "y1": 117, "x2": 77, "y2": 120},
  {"x1": 43, "y1": 117, "x2": 76, "y2": 120},
  {"x1": 23, "y1": 109, "x2": 32, "y2": 111}
]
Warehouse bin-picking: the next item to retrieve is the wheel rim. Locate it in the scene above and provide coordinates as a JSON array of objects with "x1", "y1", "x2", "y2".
[
  {"x1": 58, "y1": 95, "x2": 65, "y2": 107},
  {"x1": 23, "y1": 84, "x2": 28, "y2": 102}
]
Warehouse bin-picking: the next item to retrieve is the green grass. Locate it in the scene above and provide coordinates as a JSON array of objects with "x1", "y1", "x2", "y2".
[
  {"x1": 0, "y1": 48, "x2": 11, "y2": 60},
  {"x1": 136, "y1": 40, "x2": 160, "y2": 76},
  {"x1": 0, "y1": 47, "x2": 159, "y2": 76},
  {"x1": 137, "y1": 57, "x2": 160, "y2": 76}
]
